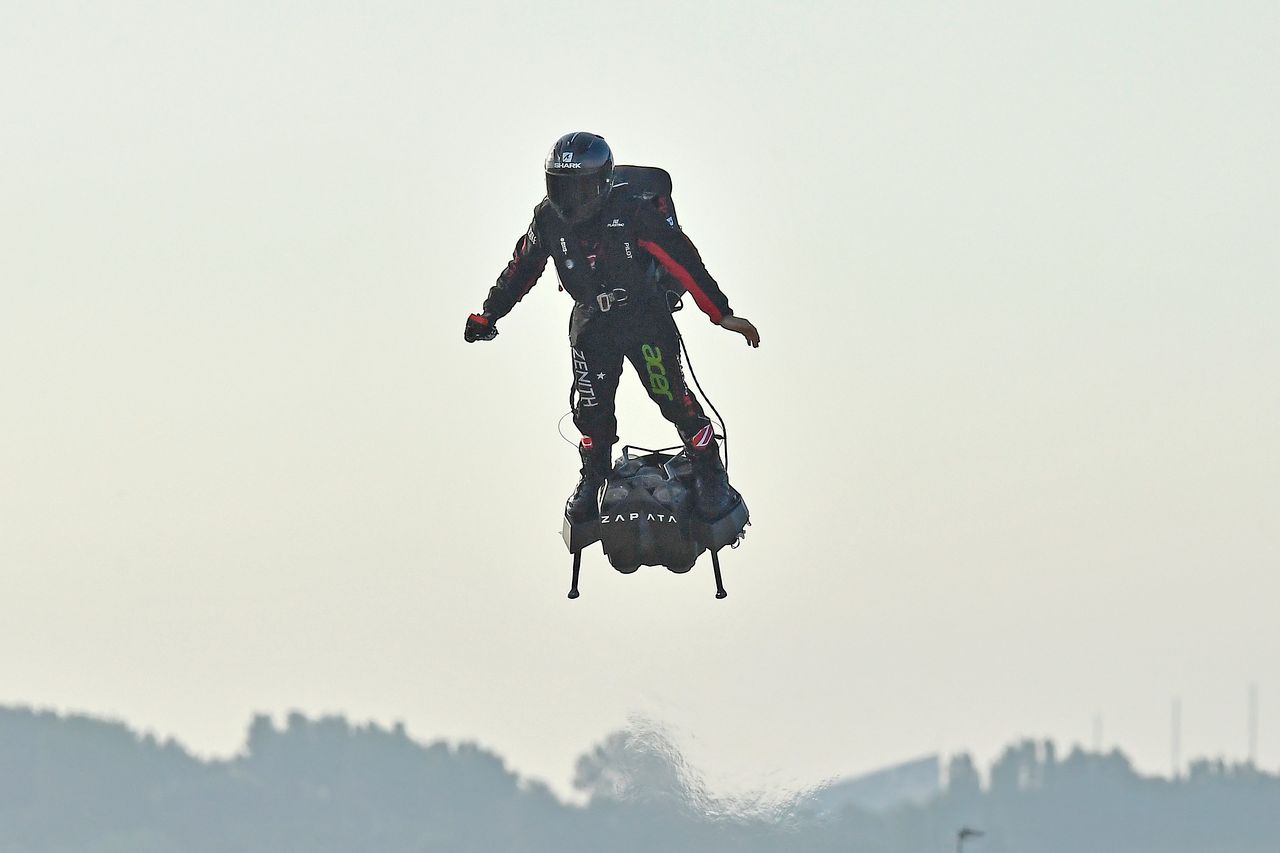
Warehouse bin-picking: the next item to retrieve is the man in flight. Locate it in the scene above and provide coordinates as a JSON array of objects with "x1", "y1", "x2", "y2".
[{"x1": 464, "y1": 131, "x2": 760, "y2": 525}]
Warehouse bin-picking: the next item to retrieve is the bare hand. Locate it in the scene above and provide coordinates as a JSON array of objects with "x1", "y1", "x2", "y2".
[{"x1": 718, "y1": 315, "x2": 760, "y2": 348}]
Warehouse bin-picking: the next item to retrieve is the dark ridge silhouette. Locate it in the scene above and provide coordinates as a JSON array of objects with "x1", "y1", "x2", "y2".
[{"x1": 2, "y1": 705, "x2": 1278, "y2": 852}]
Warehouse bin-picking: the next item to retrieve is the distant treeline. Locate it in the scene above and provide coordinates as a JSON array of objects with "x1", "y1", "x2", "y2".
[{"x1": 1, "y1": 705, "x2": 1277, "y2": 852}]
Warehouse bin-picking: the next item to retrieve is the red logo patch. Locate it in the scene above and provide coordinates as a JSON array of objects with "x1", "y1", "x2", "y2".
[{"x1": 692, "y1": 425, "x2": 713, "y2": 448}]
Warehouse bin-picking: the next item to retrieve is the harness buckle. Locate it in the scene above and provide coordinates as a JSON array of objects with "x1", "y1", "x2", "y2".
[{"x1": 595, "y1": 288, "x2": 629, "y2": 312}]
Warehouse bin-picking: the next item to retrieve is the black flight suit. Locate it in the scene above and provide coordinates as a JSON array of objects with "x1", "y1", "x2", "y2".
[{"x1": 479, "y1": 183, "x2": 733, "y2": 455}]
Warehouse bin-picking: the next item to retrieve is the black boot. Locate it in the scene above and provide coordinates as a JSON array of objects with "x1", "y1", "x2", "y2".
[
  {"x1": 566, "y1": 443, "x2": 611, "y2": 524},
  {"x1": 691, "y1": 445, "x2": 735, "y2": 519}
]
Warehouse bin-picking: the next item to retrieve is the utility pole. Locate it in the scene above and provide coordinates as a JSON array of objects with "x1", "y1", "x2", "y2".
[{"x1": 1249, "y1": 683, "x2": 1258, "y2": 766}]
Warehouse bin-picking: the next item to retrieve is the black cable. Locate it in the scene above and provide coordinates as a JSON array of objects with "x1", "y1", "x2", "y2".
[
  {"x1": 556, "y1": 410, "x2": 579, "y2": 448},
  {"x1": 675, "y1": 319, "x2": 730, "y2": 474},
  {"x1": 561, "y1": 373, "x2": 581, "y2": 448}
]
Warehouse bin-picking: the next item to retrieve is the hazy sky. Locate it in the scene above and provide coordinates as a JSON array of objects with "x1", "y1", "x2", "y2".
[{"x1": 3, "y1": 1, "x2": 1277, "y2": 797}]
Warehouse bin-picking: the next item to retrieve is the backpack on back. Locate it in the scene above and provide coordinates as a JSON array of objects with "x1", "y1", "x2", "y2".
[
  {"x1": 613, "y1": 165, "x2": 687, "y2": 310},
  {"x1": 612, "y1": 165, "x2": 679, "y2": 227}
]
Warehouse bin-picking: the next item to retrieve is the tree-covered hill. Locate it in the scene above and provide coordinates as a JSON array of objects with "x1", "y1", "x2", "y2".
[{"x1": 1, "y1": 706, "x2": 1276, "y2": 852}]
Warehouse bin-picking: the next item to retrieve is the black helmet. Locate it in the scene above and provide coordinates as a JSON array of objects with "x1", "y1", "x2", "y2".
[{"x1": 545, "y1": 132, "x2": 614, "y2": 224}]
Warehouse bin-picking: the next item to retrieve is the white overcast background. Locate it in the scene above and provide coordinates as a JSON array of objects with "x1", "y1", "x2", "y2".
[{"x1": 2, "y1": 1, "x2": 1277, "y2": 797}]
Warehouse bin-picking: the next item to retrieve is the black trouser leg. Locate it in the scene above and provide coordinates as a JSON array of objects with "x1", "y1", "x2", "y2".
[
  {"x1": 625, "y1": 326, "x2": 732, "y2": 517},
  {"x1": 623, "y1": 329, "x2": 714, "y2": 451},
  {"x1": 566, "y1": 342, "x2": 621, "y2": 524},
  {"x1": 570, "y1": 343, "x2": 623, "y2": 450}
]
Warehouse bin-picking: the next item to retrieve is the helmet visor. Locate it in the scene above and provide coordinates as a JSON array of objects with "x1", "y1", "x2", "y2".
[{"x1": 547, "y1": 171, "x2": 608, "y2": 223}]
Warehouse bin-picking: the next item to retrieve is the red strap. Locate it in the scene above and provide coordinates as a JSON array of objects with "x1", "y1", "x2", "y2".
[
  {"x1": 468, "y1": 313, "x2": 490, "y2": 326},
  {"x1": 637, "y1": 239, "x2": 724, "y2": 323}
]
